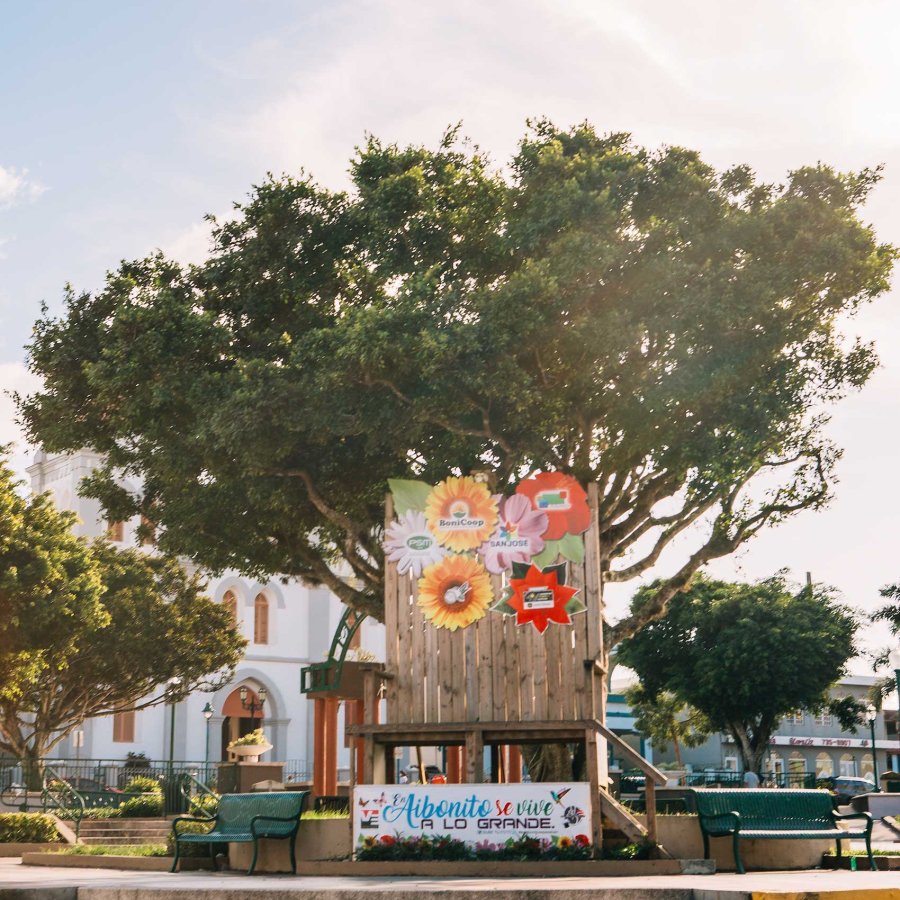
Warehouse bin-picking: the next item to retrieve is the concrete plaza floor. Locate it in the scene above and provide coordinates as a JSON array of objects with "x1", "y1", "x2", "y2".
[{"x1": 1, "y1": 858, "x2": 900, "y2": 900}]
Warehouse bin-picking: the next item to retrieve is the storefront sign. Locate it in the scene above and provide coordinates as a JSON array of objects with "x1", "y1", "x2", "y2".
[
  {"x1": 723, "y1": 735, "x2": 885, "y2": 749},
  {"x1": 353, "y1": 783, "x2": 592, "y2": 851}
]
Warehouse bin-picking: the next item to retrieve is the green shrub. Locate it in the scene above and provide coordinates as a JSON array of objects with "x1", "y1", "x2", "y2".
[
  {"x1": 188, "y1": 794, "x2": 218, "y2": 817},
  {"x1": 64, "y1": 843, "x2": 168, "y2": 857},
  {"x1": 0, "y1": 813, "x2": 62, "y2": 843},
  {"x1": 81, "y1": 806, "x2": 123, "y2": 820},
  {"x1": 122, "y1": 776, "x2": 161, "y2": 795},
  {"x1": 168, "y1": 819, "x2": 214, "y2": 857},
  {"x1": 119, "y1": 794, "x2": 163, "y2": 817}
]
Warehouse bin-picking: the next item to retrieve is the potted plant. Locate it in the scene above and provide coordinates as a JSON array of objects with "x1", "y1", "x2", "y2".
[{"x1": 227, "y1": 728, "x2": 273, "y2": 762}]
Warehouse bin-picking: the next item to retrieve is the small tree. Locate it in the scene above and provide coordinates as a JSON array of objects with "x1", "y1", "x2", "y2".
[
  {"x1": 0, "y1": 454, "x2": 246, "y2": 780},
  {"x1": 617, "y1": 574, "x2": 862, "y2": 773},
  {"x1": 624, "y1": 685, "x2": 711, "y2": 768}
]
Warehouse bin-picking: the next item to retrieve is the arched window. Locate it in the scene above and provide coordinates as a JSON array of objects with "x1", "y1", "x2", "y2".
[
  {"x1": 861, "y1": 753, "x2": 874, "y2": 780},
  {"x1": 113, "y1": 709, "x2": 135, "y2": 742},
  {"x1": 816, "y1": 752, "x2": 833, "y2": 777},
  {"x1": 839, "y1": 753, "x2": 855, "y2": 777},
  {"x1": 254, "y1": 594, "x2": 269, "y2": 644},
  {"x1": 223, "y1": 590, "x2": 238, "y2": 626},
  {"x1": 106, "y1": 520, "x2": 125, "y2": 542}
]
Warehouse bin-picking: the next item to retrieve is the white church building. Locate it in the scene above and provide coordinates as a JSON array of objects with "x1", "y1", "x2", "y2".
[{"x1": 27, "y1": 449, "x2": 386, "y2": 781}]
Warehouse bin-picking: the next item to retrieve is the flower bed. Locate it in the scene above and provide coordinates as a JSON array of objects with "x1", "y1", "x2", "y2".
[{"x1": 355, "y1": 833, "x2": 645, "y2": 862}]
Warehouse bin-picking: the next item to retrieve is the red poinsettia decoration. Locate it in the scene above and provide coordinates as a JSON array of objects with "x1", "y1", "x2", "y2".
[
  {"x1": 508, "y1": 564, "x2": 578, "y2": 633},
  {"x1": 516, "y1": 472, "x2": 590, "y2": 540}
]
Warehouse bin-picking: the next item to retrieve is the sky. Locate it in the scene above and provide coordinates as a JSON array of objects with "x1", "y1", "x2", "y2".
[{"x1": 2, "y1": 0, "x2": 900, "y2": 672}]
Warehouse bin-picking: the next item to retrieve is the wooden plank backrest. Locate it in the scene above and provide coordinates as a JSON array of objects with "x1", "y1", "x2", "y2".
[{"x1": 384, "y1": 485, "x2": 605, "y2": 725}]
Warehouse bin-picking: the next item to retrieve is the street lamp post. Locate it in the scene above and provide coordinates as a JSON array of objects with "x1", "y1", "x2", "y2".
[
  {"x1": 165, "y1": 677, "x2": 181, "y2": 816},
  {"x1": 866, "y1": 704, "x2": 880, "y2": 791},
  {"x1": 202, "y1": 702, "x2": 214, "y2": 781},
  {"x1": 239, "y1": 685, "x2": 267, "y2": 731}
]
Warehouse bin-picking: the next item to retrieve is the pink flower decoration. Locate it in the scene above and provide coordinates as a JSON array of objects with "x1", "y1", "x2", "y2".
[{"x1": 479, "y1": 494, "x2": 548, "y2": 574}]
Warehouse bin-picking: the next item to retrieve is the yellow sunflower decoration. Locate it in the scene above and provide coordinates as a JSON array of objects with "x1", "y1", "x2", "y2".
[
  {"x1": 425, "y1": 476, "x2": 498, "y2": 552},
  {"x1": 417, "y1": 555, "x2": 493, "y2": 631}
]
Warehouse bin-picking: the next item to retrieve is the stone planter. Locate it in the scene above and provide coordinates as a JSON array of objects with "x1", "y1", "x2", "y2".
[
  {"x1": 229, "y1": 742, "x2": 273, "y2": 763},
  {"x1": 229, "y1": 817, "x2": 351, "y2": 872},
  {"x1": 0, "y1": 843, "x2": 66, "y2": 857},
  {"x1": 822, "y1": 854, "x2": 900, "y2": 871},
  {"x1": 22, "y1": 852, "x2": 211, "y2": 871},
  {"x1": 636, "y1": 814, "x2": 831, "y2": 872}
]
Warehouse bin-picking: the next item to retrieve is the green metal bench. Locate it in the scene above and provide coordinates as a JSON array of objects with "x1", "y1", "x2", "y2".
[
  {"x1": 170, "y1": 790, "x2": 309, "y2": 875},
  {"x1": 694, "y1": 788, "x2": 874, "y2": 874}
]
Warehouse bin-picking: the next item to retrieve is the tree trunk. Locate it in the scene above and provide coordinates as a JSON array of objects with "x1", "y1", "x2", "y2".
[
  {"x1": 20, "y1": 744, "x2": 45, "y2": 791},
  {"x1": 520, "y1": 744, "x2": 574, "y2": 781}
]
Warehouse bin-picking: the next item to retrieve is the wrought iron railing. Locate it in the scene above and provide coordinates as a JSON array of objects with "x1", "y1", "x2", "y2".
[{"x1": 42, "y1": 765, "x2": 86, "y2": 840}]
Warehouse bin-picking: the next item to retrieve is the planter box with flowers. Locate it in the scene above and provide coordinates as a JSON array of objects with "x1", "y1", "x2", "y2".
[{"x1": 227, "y1": 728, "x2": 273, "y2": 763}]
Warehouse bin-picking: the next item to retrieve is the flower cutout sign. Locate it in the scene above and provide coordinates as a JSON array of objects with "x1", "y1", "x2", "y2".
[
  {"x1": 417, "y1": 555, "x2": 493, "y2": 631},
  {"x1": 383, "y1": 510, "x2": 447, "y2": 577},
  {"x1": 480, "y1": 494, "x2": 548, "y2": 574},
  {"x1": 506, "y1": 563, "x2": 579, "y2": 633},
  {"x1": 425, "y1": 476, "x2": 499, "y2": 553},
  {"x1": 516, "y1": 472, "x2": 590, "y2": 541}
]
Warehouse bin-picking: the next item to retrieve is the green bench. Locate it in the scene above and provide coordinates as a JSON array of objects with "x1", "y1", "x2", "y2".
[
  {"x1": 694, "y1": 788, "x2": 874, "y2": 874},
  {"x1": 170, "y1": 790, "x2": 309, "y2": 875}
]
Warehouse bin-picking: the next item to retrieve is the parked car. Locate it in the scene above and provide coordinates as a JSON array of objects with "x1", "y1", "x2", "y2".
[{"x1": 819, "y1": 776, "x2": 875, "y2": 804}]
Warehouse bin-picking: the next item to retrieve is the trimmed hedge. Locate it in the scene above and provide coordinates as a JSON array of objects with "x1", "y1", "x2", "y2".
[
  {"x1": 0, "y1": 813, "x2": 62, "y2": 843},
  {"x1": 120, "y1": 793, "x2": 163, "y2": 817}
]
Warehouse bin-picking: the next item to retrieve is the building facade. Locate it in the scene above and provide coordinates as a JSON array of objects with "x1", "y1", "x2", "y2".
[
  {"x1": 27, "y1": 449, "x2": 386, "y2": 780},
  {"x1": 645, "y1": 675, "x2": 891, "y2": 781}
]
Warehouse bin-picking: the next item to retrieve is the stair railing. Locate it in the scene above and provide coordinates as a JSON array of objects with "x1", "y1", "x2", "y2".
[
  {"x1": 179, "y1": 771, "x2": 220, "y2": 819},
  {"x1": 42, "y1": 765, "x2": 85, "y2": 841}
]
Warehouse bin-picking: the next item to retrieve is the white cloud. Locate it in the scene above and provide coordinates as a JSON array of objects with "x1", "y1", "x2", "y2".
[
  {"x1": 157, "y1": 218, "x2": 217, "y2": 268},
  {"x1": 0, "y1": 165, "x2": 45, "y2": 208}
]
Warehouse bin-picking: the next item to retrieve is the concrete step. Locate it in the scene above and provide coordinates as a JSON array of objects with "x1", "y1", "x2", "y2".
[{"x1": 68, "y1": 818, "x2": 172, "y2": 845}]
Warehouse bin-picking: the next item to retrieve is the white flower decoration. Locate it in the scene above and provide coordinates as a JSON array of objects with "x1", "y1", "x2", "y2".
[{"x1": 383, "y1": 510, "x2": 447, "y2": 577}]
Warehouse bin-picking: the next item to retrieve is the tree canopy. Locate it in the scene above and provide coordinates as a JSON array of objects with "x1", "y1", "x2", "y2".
[
  {"x1": 20, "y1": 122, "x2": 895, "y2": 641},
  {"x1": 616, "y1": 573, "x2": 861, "y2": 772},
  {"x1": 0, "y1": 454, "x2": 245, "y2": 766},
  {"x1": 624, "y1": 685, "x2": 711, "y2": 768}
]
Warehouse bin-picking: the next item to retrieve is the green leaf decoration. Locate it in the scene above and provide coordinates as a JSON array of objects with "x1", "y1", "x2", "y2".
[
  {"x1": 565, "y1": 596, "x2": 587, "y2": 615},
  {"x1": 559, "y1": 532, "x2": 585, "y2": 564},
  {"x1": 510, "y1": 561, "x2": 531, "y2": 580},
  {"x1": 531, "y1": 540, "x2": 561, "y2": 569},
  {"x1": 388, "y1": 479, "x2": 433, "y2": 515},
  {"x1": 490, "y1": 587, "x2": 517, "y2": 616}
]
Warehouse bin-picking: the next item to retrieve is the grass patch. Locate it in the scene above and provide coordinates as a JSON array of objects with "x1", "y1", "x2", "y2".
[
  {"x1": 823, "y1": 848, "x2": 900, "y2": 857},
  {"x1": 59, "y1": 844, "x2": 169, "y2": 857}
]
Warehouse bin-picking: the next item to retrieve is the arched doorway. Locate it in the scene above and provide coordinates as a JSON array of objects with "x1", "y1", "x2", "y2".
[{"x1": 220, "y1": 686, "x2": 266, "y2": 760}]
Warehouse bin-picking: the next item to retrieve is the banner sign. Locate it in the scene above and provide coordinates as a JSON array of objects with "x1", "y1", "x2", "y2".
[{"x1": 353, "y1": 783, "x2": 592, "y2": 852}]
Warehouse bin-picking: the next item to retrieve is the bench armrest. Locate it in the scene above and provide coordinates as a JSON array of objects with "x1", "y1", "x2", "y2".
[
  {"x1": 832, "y1": 810, "x2": 873, "y2": 830},
  {"x1": 699, "y1": 811, "x2": 741, "y2": 833},
  {"x1": 172, "y1": 814, "x2": 217, "y2": 834},
  {"x1": 250, "y1": 813, "x2": 300, "y2": 834}
]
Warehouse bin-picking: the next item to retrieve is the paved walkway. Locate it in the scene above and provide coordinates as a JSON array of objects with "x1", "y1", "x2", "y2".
[{"x1": 1, "y1": 859, "x2": 899, "y2": 900}]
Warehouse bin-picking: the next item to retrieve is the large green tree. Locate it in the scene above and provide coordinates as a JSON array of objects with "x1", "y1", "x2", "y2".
[
  {"x1": 0, "y1": 455, "x2": 245, "y2": 773},
  {"x1": 617, "y1": 574, "x2": 862, "y2": 773},
  {"x1": 20, "y1": 122, "x2": 895, "y2": 647}
]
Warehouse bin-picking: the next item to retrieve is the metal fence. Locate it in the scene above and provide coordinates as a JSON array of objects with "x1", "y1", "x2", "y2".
[{"x1": 620, "y1": 768, "x2": 818, "y2": 794}]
